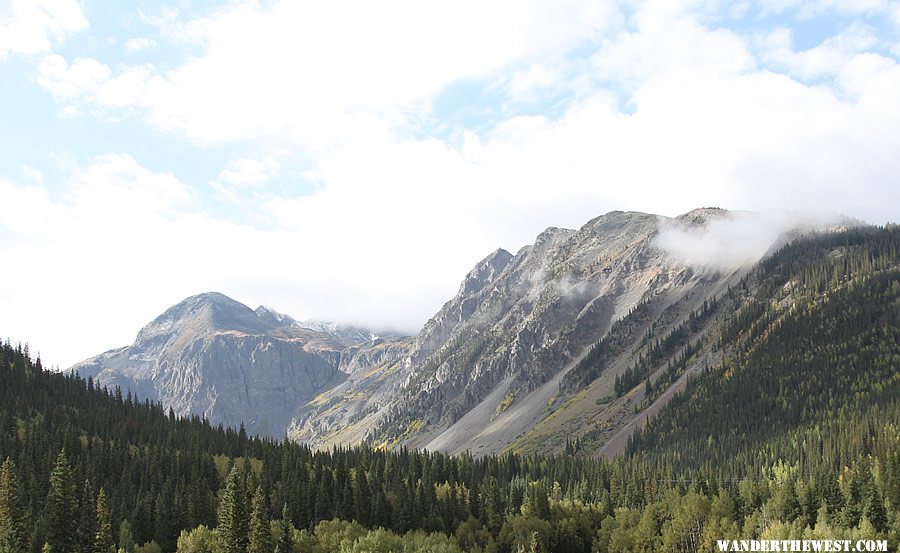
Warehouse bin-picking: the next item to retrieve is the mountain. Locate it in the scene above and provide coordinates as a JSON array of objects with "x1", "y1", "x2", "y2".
[
  {"x1": 73, "y1": 208, "x2": 847, "y2": 453},
  {"x1": 72, "y1": 291, "x2": 388, "y2": 436},
  {"x1": 7, "y1": 223, "x2": 897, "y2": 552},
  {"x1": 288, "y1": 209, "x2": 763, "y2": 452}
]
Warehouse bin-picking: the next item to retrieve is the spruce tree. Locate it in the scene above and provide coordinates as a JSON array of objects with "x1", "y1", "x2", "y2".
[
  {"x1": 46, "y1": 451, "x2": 78, "y2": 553},
  {"x1": 93, "y1": 488, "x2": 114, "y2": 553},
  {"x1": 118, "y1": 520, "x2": 135, "y2": 553},
  {"x1": 78, "y1": 479, "x2": 97, "y2": 553},
  {"x1": 274, "y1": 503, "x2": 293, "y2": 553},
  {"x1": 248, "y1": 486, "x2": 273, "y2": 553},
  {"x1": 864, "y1": 486, "x2": 888, "y2": 534},
  {"x1": 0, "y1": 458, "x2": 29, "y2": 553},
  {"x1": 353, "y1": 470, "x2": 370, "y2": 527},
  {"x1": 217, "y1": 465, "x2": 248, "y2": 553}
]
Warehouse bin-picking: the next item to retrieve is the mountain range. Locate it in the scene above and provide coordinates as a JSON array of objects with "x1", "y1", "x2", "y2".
[
  {"x1": 72, "y1": 207, "x2": 845, "y2": 453},
  {"x1": 9, "y1": 217, "x2": 895, "y2": 551}
]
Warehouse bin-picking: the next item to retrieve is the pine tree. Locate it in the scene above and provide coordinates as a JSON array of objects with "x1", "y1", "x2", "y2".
[
  {"x1": 93, "y1": 488, "x2": 114, "y2": 553},
  {"x1": 248, "y1": 486, "x2": 273, "y2": 553},
  {"x1": 0, "y1": 458, "x2": 29, "y2": 553},
  {"x1": 353, "y1": 469, "x2": 370, "y2": 527},
  {"x1": 314, "y1": 469, "x2": 333, "y2": 523},
  {"x1": 274, "y1": 503, "x2": 293, "y2": 553},
  {"x1": 864, "y1": 486, "x2": 888, "y2": 534},
  {"x1": 217, "y1": 465, "x2": 249, "y2": 553},
  {"x1": 46, "y1": 451, "x2": 78, "y2": 553},
  {"x1": 78, "y1": 479, "x2": 97, "y2": 553},
  {"x1": 118, "y1": 520, "x2": 135, "y2": 553}
]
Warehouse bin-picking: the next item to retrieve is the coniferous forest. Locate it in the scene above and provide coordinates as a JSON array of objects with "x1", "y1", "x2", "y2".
[{"x1": 1, "y1": 226, "x2": 898, "y2": 552}]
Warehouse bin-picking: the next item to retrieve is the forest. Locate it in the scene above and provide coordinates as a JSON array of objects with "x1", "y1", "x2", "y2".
[{"x1": 1, "y1": 226, "x2": 897, "y2": 552}]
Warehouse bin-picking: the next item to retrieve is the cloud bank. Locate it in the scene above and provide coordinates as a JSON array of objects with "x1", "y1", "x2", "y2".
[
  {"x1": 0, "y1": 0, "x2": 898, "y2": 368},
  {"x1": 655, "y1": 210, "x2": 849, "y2": 271}
]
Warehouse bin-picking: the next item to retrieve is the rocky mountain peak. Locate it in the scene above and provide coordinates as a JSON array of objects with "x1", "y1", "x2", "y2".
[
  {"x1": 135, "y1": 292, "x2": 270, "y2": 346},
  {"x1": 675, "y1": 207, "x2": 730, "y2": 226},
  {"x1": 579, "y1": 210, "x2": 660, "y2": 234},
  {"x1": 458, "y1": 248, "x2": 513, "y2": 297},
  {"x1": 72, "y1": 291, "x2": 380, "y2": 437},
  {"x1": 531, "y1": 226, "x2": 576, "y2": 250}
]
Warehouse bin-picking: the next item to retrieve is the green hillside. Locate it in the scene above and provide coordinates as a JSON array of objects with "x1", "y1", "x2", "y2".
[{"x1": 629, "y1": 226, "x2": 900, "y2": 476}]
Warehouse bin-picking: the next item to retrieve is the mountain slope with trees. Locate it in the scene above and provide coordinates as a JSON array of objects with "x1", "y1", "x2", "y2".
[{"x1": 1, "y1": 225, "x2": 897, "y2": 552}]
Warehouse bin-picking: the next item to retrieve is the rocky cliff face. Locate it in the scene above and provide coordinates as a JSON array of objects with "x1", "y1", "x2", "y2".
[
  {"x1": 354, "y1": 211, "x2": 722, "y2": 450},
  {"x1": 75, "y1": 208, "x2": 819, "y2": 454},
  {"x1": 73, "y1": 292, "x2": 380, "y2": 436},
  {"x1": 285, "y1": 209, "x2": 756, "y2": 453}
]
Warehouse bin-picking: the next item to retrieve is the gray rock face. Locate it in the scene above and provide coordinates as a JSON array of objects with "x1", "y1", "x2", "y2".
[
  {"x1": 75, "y1": 208, "x2": 811, "y2": 454},
  {"x1": 372, "y1": 211, "x2": 689, "y2": 445},
  {"x1": 290, "y1": 209, "x2": 755, "y2": 452},
  {"x1": 72, "y1": 292, "x2": 378, "y2": 436}
]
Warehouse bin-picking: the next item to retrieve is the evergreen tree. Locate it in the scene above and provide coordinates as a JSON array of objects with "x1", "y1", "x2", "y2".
[
  {"x1": 0, "y1": 458, "x2": 29, "y2": 553},
  {"x1": 353, "y1": 470, "x2": 370, "y2": 527},
  {"x1": 46, "y1": 451, "x2": 78, "y2": 553},
  {"x1": 118, "y1": 520, "x2": 135, "y2": 553},
  {"x1": 274, "y1": 503, "x2": 293, "y2": 553},
  {"x1": 78, "y1": 479, "x2": 97, "y2": 553},
  {"x1": 864, "y1": 486, "x2": 888, "y2": 534},
  {"x1": 93, "y1": 488, "x2": 114, "y2": 553},
  {"x1": 248, "y1": 486, "x2": 273, "y2": 553},
  {"x1": 217, "y1": 465, "x2": 248, "y2": 553}
]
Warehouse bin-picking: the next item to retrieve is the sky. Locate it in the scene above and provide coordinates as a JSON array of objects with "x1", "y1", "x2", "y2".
[{"x1": 1, "y1": 0, "x2": 898, "y2": 369}]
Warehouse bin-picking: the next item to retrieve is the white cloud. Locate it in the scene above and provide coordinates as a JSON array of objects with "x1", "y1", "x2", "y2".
[
  {"x1": 0, "y1": 154, "x2": 188, "y2": 239},
  {"x1": 7, "y1": 0, "x2": 900, "y2": 369},
  {"x1": 21, "y1": 164, "x2": 43, "y2": 184},
  {"x1": 0, "y1": 154, "x2": 494, "y2": 368},
  {"x1": 592, "y1": 4, "x2": 756, "y2": 88},
  {"x1": 759, "y1": 0, "x2": 891, "y2": 17},
  {"x1": 505, "y1": 64, "x2": 562, "y2": 102},
  {"x1": 655, "y1": 210, "x2": 845, "y2": 270},
  {"x1": 124, "y1": 37, "x2": 156, "y2": 53},
  {"x1": 760, "y1": 23, "x2": 879, "y2": 80},
  {"x1": 217, "y1": 157, "x2": 280, "y2": 188},
  {"x1": 0, "y1": 0, "x2": 88, "y2": 59},
  {"x1": 37, "y1": 54, "x2": 110, "y2": 101},
  {"x1": 33, "y1": 0, "x2": 621, "y2": 146}
]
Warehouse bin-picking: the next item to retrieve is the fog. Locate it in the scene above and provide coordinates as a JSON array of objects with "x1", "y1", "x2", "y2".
[{"x1": 654, "y1": 210, "x2": 850, "y2": 271}]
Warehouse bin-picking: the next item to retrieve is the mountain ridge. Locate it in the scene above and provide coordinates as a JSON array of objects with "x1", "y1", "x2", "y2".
[{"x1": 72, "y1": 207, "x2": 850, "y2": 454}]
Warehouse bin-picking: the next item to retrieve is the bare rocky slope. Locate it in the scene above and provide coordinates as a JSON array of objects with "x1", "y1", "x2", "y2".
[
  {"x1": 295, "y1": 208, "x2": 748, "y2": 454},
  {"x1": 74, "y1": 208, "x2": 831, "y2": 455}
]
